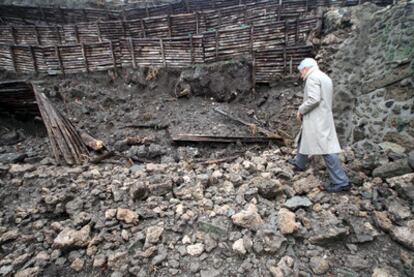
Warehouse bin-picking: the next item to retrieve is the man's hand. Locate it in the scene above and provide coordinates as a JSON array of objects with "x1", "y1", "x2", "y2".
[{"x1": 296, "y1": 111, "x2": 303, "y2": 122}]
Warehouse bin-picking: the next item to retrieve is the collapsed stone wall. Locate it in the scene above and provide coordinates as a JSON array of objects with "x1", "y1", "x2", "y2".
[{"x1": 317, "y1": 2, "x2": 414, "y2": 154}]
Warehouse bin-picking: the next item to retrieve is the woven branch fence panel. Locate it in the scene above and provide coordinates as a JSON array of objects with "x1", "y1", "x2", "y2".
[
  {"x1": 0, "y1": 7, "x2": 319, "y2": 47},
  {"x1": 0, "y1": 0, "x2": 395, "y2": 25}
]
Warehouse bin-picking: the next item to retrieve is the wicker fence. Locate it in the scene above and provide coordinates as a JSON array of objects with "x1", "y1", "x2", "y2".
[
  {"x1": 0, "y1": 21, "x2": 315, "y2": 82},
  {"x1": 0, "y1": 0, "x2": 395, "y2": 25},
  {"x1": 2, "y1": 0, "x2": 397, "y2": 82},
  {"x1": 0, "y1": 6, "x2": 318, "y2": 47}
]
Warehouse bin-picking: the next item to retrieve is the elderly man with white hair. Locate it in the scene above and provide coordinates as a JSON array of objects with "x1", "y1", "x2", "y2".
[{"x1": 288, "y1": 58, "x2": 352, "y2": 193}]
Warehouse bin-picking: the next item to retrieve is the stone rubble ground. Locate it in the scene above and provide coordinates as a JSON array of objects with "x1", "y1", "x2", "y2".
[{"x1": 0, "y1": 145, "x2": 413, "y2": 277}]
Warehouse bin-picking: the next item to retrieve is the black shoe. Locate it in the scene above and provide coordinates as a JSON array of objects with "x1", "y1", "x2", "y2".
[
  {"x1": 287, "y1": 159, "x2": 304, "y2": 172},
  {"x1": 325, "y1": 183, "x2": 352, "y2": 193}
]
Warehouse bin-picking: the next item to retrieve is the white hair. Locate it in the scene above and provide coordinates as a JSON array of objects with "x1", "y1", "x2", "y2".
[{"x1": 298, "y1": 58, "x2": 318, "y2": 71}]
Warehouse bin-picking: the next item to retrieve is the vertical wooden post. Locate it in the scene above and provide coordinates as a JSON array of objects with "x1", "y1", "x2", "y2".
[
  {"x1": 128, "y1": 37, "x2": 136, "y2": 68},
  {"x1": 96, "y1": 22, "x2": 102, "y2": 42},
  {"x1": 283, "y1": 47, "x2": 287, "y2": 74},
  {"x1": 81, "y1": 43, "x2": 89, "y2": 73},
  {"x1": 215, "y1": 30, "x2": 219, "y2": 60},
  {"x1": 9, "y1": 25, "x2": 17, "y2": 44},
  {"x1": 141, "y1": 19, "x2": 146, "y2": 38},
  {"x1": 122, "y1": 8, "x2": 127, "y2": 21},
  {"x1": 278, "y1": 3, "x2": 283, "y2": 21},
  {"x1": 55, "y1": 26, "x2": 62, "y2": 44},
  {"x1": 145, "y1": 3, "x2": 150, "y2": 17},
  {"x1": 59, "y1": 6, "x2": 66, "y2": 24},
  {"x1": 243, "y1": 5, "x2": 248, "y2": 25},
  {"x1": 167, "y1": 15, "x2": 172, "y2": 37},
  {"x1": 82, "y1": 9, "x2": 88, "y2": 21},
  {"x1": 195, "y1": 12, "x2": 199, "y2": 34},
  {"x1": 29, "y1": 46, "x2": 38, "y2": 73},
  {"x1": 249, "y1": 26, "x2": 254, "y2": 56},
  {"x1": 120, "y1": 20, "x2": 126, "y2": 37},
  {"x1": 284, "y1": 20, "x2": 288, "y2": 46},
  {"x1": 295, "y1": 19, "x2": 299, "y2": 44},
  {"x1": 201, "y1": 35, "x2": 206, "y2": 63},
  {"x1": 169, "y1": 3, "x2": 174, "y2": 15},
  {"x1": 74, "y1": 24, "x2": 80, "y2": 43},
  {"x1": 305, "y1": 0, "x2": 309, "y2": 12},
  {"x1": 252, "y1": 51, "x2": 256, "y2": 92},
  {"x1": 289, "y1": 56, "x2": 293, "y2": 75},
  {"x1": 109, "y1": 41, "x2": 117, "y2": 69},
  {"x1": 218, "y1": 9, "x2": 222, "y2": 28},
  {"x1": 184, "y1": 0, "x2": 189, "y2": 12},
  {"x1": 9, "y1": 46, "x2": 17, "y2": 73},
  {"x1": 159, "y1": 38, "x2": 166, "y2": 67},
  {"x1": 55, "y1": 45, "x2": 65, "y2": 75},
  {"x1": 34, "y1": 26, "x2": 41, "y2": 45},
  {"x1": 189, "y1": 34, "x2": 194, "y2": 64},
  {"x1": 39, "y1": 6, "x2": 47, "y2": 24}
]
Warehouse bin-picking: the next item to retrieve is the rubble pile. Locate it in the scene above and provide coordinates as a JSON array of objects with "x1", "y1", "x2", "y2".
[{"x1": 1, "y1": 144, "x2": 414, "y2": 276}]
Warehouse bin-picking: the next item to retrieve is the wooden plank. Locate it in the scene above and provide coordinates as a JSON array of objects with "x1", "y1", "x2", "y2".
[{"x1": 172, "y1": 134, "x2": 280, "y2": 144}]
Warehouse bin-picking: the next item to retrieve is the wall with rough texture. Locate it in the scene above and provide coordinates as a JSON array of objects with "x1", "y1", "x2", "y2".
[{"x1": 317, "y1": 2, "x2": 414, "y2": 154}]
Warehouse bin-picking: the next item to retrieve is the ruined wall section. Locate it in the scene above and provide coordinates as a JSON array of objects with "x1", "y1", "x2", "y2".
[{"x1": 318, "y1": 2, "x2": 414, "y2": 154}]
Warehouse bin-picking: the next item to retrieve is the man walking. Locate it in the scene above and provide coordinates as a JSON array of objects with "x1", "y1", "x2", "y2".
[{"x1": 289, "y1": 58, "x2": 351, "y2": 193}]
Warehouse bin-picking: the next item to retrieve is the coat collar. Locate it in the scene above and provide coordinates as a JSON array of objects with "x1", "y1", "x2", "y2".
[{"x1": 304, "y1": 66, "x2": 319, "y2": 80}]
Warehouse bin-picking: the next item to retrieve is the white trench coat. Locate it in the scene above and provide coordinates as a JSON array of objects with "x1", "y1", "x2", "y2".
[{"x1": 295, "y1": 67, "x2": 342, "y2": 155}]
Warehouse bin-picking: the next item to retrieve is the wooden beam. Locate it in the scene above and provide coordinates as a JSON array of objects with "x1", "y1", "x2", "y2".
[{"x1": 172, "y1": 134, "x2": 281, "y2": 144}]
